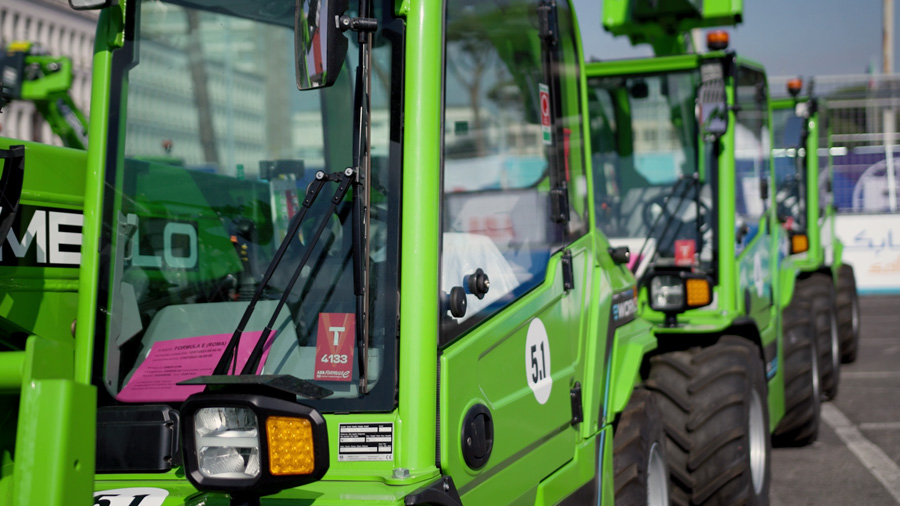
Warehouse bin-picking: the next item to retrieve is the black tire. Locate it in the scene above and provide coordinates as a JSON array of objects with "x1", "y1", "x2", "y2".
[
  {"x1": 614, "y1": 389, "x2": 670, "y2": 506},
  {"x1": 814, "y1": 274, "x2": 841, "y2": 399},
  {"x1": 836, "y1": 264, "x2": 860, "y2": 363},
  {"x1": 646, "y1": 336, "x2": 771, "y2": 506},
  {"x1": 797, "y1": 274, "x2": 841, "y2": 400},
  {"x1": 772, "y1": 295, "x2": 820, "y2": 446}
]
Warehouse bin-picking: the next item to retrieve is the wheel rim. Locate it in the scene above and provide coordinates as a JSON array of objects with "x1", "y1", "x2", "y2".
[
  {"x1": 811, "y1": 338, "x2": 821, "y2": 401},
  {"x1": 830, "y1": 311, "x2": 840, "y2": 377},
  {"x1": 749, "y1": 389, "x2": 767, "y2": 494},
  {"x1": 647, "y1": 441, "x2": 669, "y2": 506}
]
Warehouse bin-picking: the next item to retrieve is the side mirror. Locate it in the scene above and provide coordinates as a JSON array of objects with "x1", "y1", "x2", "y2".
[
  {"x1": 68, "y1": 0, "x2": 115, "y2": 10},
  {"x1": 697, "y1": 62, "x2": 728, "y2": 140},
  {"x1": 295, "y1": 0, "x2": 350, "y2": 90},
  {"x1": 629, "y1": 80, "x2": 649, "y2": 99}
]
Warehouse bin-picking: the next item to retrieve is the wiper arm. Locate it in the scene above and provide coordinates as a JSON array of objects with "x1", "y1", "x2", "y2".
[
  {"x1": 241, "y1": 169, "x2": 355, "y2": 375},
  {"x1": 633, "y1": 174, "x2": 697, "y2": 270},
  {"x1": 213, "y1": 170, "x2": 343, "y2": 376}
]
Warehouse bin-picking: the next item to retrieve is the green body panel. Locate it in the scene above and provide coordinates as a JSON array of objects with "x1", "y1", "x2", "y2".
[
  {"x1": 1, "y1": 336, "x2": 97, "y2": 506},
  {"x1": 396, "y1": 0, "x2": 441, "y2": 478},
  {"x1": 532, "y1": 429, "x2": 612, "y2": 506},
  {"x1": 0, "y1": 140, "x2": 85, "y2": 340},
  {"x1": 75, "y1": 8, "x2": 119, "y2": 386},
  {"x1": 607, "y1": 316, "x2": 655, "y2": 417},
  {"x1": 440, "y1": 235, "x2": 600, "y2": 503}
]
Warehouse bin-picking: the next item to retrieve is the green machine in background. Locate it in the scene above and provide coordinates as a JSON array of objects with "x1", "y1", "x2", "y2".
[
  {"x1": 0, "y1": 0, "x2": 679, "y2": 505},
  {"x1": 584, "y1": 0, "x2": 832, "y2": 504},
  {"x1": 771, "y1": 79, "x2": 859, "y2": 363},
  {"x1": 0, "y1": 41, "x2": 89, "y2": 150},
  {"x1": 771, "y1": 79, "x2": 860, "y2": 367}
]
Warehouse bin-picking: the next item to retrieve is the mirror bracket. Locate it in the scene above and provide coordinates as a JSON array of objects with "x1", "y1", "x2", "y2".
[{"x1": 339, "y1": 15, "x2": 378, "y2": 37}]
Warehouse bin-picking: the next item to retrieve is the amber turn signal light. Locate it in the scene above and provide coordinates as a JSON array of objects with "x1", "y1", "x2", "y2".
[
  {"x1": 791, "y1": 234, "x2": 809, "y2": 254},
  {"x1": 267, "y1": 416, "x2": 316, "y2": 476},
  {"x1": 787, "y1": 78, "x2": 803, "y2": 98},
  {"x1": 707, "y1": 30, "x2": 729, "y2": 51},
  {"x1": 685, "y1": 278, "x2": 712, "y2": 308}
]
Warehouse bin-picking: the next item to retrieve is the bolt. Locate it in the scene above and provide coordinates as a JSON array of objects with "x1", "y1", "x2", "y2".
[
  {"x1": 316, "y1": 170, "x2": 326, "y2": 180},
  {"x1": 345, "y1": 167, "x2": 354, "y2": 177}
]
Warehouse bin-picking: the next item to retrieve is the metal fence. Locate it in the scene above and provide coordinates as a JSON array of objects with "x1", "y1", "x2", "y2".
[{"x1": 771, "y1": 74, "x2": 900, "y2": 214}]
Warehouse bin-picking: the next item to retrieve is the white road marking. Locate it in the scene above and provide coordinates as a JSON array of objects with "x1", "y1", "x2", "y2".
[
  {"x1": 860, "y1": 422, "x2": 900, "y2": 431},
  {"x1": 842, "y1": 371, "x2": 900, "y2": 380},
  {"x1": 821, "y1": 403, "x2": 900, "y2": 505}
]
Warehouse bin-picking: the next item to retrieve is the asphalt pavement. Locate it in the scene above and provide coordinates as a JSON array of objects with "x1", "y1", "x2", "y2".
[{"x1": 770, "y1": 295, "x2": 900, "y2": 506}]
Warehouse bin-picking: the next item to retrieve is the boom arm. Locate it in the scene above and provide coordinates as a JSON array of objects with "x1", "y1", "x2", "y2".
[
  {"x1": 0, "y1": 42, "x2": 88, "y2": 149},
  {"x1": 601, "y1": 0, "x2": 743, "y2": 56}
]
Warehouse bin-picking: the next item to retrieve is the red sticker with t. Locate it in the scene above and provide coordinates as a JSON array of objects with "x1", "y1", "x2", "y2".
[
  {"x1": 314, "y1": 313, "x2": 355, "y2": 382},
  {"x1": 539, "y1": 83, "x2": 552, "y2": 145},
  {"x1": 674, "y1": 239, "x2": 696, "y2": 267}
]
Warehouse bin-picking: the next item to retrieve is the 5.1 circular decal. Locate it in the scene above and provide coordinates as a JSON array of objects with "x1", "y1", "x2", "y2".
[
  {"x1": 93, "y1": 488, "x2": 168, "y2": 506},
  {"x1": 525, "y1": 318, "x2": 552, "y2": 404}
]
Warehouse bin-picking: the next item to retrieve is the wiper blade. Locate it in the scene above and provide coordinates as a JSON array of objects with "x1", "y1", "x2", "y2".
[
  {"x1": 350, "y1": 2, "x2": 376, "y2": 394},
  {"x1": 179, "y1": 374, "x2": 334, "y2": 400}
]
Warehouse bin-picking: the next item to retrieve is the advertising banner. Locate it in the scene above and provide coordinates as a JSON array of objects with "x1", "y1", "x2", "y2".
[{"x1": 835, "y1": 214, "x2": 900, "y2": 293}]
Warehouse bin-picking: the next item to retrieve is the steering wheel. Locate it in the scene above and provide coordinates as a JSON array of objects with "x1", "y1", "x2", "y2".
[{"x1": 641, "y1": 193, "x2": 712, "y2": 234}]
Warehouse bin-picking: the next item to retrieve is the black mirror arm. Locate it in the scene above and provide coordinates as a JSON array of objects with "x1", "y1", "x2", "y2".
[{"x1": 339, "y1": 15, "x2": 378, "y2": 39}]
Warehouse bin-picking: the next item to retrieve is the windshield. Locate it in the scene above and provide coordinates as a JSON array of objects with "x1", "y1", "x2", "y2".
[
  {"x1": 97, "y1": 0, "x2": 401, "y2": 412},
  {"x1": 771, "y1": 106, "x2": 807, "y2": 231},
  {"x1": 587, "y1": 70, "x2": 714, "y2": 275}
]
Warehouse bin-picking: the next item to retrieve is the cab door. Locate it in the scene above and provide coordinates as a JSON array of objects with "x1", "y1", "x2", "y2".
[
  {"x1": 437, "y1": 0, "x2": 591, "y2": 503},
  {"x1": 733, "y1": 64, "x2": 775, "y2": 330}
]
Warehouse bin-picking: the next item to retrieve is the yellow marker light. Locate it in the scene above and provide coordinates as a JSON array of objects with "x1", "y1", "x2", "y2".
[
  {"x1": 685, "y1": 278, "x2": 711, "y2": 307},
  {"x1": 791, "y1": 234, "x2": 809, "y2": 254},
  {"x1": 267, "y1": 416, "x2": 315, "y2": 476}
]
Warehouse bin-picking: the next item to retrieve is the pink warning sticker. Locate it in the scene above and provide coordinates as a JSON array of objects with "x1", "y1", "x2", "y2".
[{"x1": 117, "y1": 331, "x2": 274, "y2": 403}]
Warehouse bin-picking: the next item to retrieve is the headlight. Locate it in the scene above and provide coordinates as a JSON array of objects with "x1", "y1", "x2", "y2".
[
  {"x1": 195, "y1": 407, "x2": 260, "y2": 479},
  {"x1": 181, "y1": 393, "x2": 329, "y2": 498},
  {"x1": 649, "y1": 275, "x2": 684, "y2": 311},
  {"x1": 645, "y1": 272, "x2": 714, "y2": 321}
]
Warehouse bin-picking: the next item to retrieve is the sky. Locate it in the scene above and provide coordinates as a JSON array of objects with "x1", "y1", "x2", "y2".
[{"x1": 572, "y1": 0, "x2": 900, "y2": 78}]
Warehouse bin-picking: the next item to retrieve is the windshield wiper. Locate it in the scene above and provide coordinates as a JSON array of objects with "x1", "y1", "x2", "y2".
[
  {"x1": 348, "y1": 0, "x2": 377, "y2": 394},
  {"x1": 212, "y1": 170, "x2": 350, "y2": 376},
  {"x1": 239, "y1": 169, "x2": 355, "y2": 375},
  {"x1": 633, "y1": 173, "x2": 699, "y2": 271}
]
